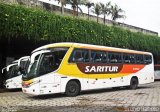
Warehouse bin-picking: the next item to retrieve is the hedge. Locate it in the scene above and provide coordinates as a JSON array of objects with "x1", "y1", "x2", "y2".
[{"x1": 0, "y1": 3, "x2": 160, "y2": 55}]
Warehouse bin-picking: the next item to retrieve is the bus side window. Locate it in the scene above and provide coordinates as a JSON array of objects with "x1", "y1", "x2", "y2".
[
  {"x1": 108, "y1": 52, "x2": 122, "y2": 63},
  {"x1": 136, "y1": 54, "x2": 144, "y2": 64},
  {"x1": 144, "y1": 55, "x2": 152, "y2": 64},
  {"x1": 90, "y1": 51, "x2": 107, "y2": 63},
  {"x1": 69, "y1": 49, "x2": 89, "y2": 63},
  {"x1": 123, "y1": 54, "x2": 135, "y2": 64}
]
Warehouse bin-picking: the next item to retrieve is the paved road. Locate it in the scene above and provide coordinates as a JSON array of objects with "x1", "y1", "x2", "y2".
[{"x1": 0, "y1": 81, "x2": 160, "y2": 112}]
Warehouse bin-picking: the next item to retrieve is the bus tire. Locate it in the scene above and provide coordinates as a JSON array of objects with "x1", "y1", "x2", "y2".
[
  {"x1": 130, "y1": 77, "x2": 138, "y2": 90},
  {"x1": 65, "y1": 81, "x2": 80, "y2": 97}
]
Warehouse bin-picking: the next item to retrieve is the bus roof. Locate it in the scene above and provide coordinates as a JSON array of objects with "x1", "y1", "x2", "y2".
[
  {"x1": 32, "y1": 42, "x2": 152, "y2": 55},
  {"x1": 32, "y1": 42, "x2": 73, "y2": 53},
  {"x1": 12, "y1": 60, "x2": 18, "y2": 64},
  {"x1": 6, "y1": 63, "x2": 18, "y2": 72}
]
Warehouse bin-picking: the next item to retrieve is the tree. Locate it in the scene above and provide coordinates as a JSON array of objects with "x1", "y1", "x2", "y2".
[
  {"x1": 100, "y1": 2, "x2": 111, "y2": 24},
  {"x1": 42, "y1": 2, "x2": 51, "y2": 11},
  {"x1": 56, "y1": 0, "x2": 67, "y2": 14},
  {"x1": 84, "y1": 0, "x2": 94, "y2": 20},
  {"x1": 16, "y1": 0, "x2": 25, "y2": 5},
  {"x1": 110, "y1": 4, "x2": 126, "y2": 23},
  {"x1": 68, "y1": 0, "x2": 77, "y2": 16},
  {"x1": 67, "y1": 0, "x2": 84, "y2": 16},
  {"x1": 92, "y1": 3, "x2": 101, "y2": 23}
]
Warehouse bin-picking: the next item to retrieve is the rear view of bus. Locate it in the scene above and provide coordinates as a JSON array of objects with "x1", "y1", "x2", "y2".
[{"x1": 22, "y1": 43, "x2": 154, "y2": 96}]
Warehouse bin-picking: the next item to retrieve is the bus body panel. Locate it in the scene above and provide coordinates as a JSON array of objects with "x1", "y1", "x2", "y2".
[
  {"x1": 154, "y1": 65, "x2": 160, "y2": 80},
  {"x1": 22, "y1": 61, "x2": 154, "y2": 95},
  {"x1": 22, "y1": 77, "x2": 40, "y2": 95},
  {"x1": 155, "y1": 71, "x2": 160, "y2": 80},
  {"x1": 22, "y1": 67, "x2": 154, "y2": 95},
  {"x1": 5, "y1": 75, "x2": 22, "y2": 89}
]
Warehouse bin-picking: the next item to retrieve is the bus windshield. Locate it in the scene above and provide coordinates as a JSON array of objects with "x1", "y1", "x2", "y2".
[
  {"x1": 23, "y1": 54, "x2": 40, "y2": 81},
  {"x1": 7, "y1": 64, "x2": 20, "y2": 79},
  {"x1": 23, "y1": 48, "x2": 69, "y2": 81},
  {"x1": 23, "y1": 58, "x2": 30, "y2": 74}
]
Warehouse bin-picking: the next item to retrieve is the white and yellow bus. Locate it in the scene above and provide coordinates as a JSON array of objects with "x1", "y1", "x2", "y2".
[{"x1": 22, "y1": 43, "x2": 154, "y2": 96}]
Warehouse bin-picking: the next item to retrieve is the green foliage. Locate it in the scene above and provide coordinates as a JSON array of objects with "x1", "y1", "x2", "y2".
[{"x1": 0, "y1": 3, "x2": 160, "y2": 55}]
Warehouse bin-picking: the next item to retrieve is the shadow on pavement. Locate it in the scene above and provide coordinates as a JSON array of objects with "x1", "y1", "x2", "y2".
[
  {"x1": 0, "y1": 88, "x2": 22, "y2": 93},
  {"x1": 29, "y1": 93, "x2": 66, "y2": 100},
  {"x1": 80, "y1": 86, "x2": 152, "y2": 96}
]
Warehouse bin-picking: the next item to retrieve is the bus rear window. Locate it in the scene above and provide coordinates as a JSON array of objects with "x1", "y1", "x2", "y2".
[{"x1": 144, "y1": 55, "x2": 152, "y2": 64}]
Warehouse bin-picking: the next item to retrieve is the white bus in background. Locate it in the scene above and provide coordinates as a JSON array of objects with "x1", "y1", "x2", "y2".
[
  {"x1": 2, "y1": 56, "x2": 30, "y2": 89},
  {"x1": 154, "y1": 65, "x2": 160, "y2": 80},
  {"x1": 22, "y1": 43, "x2": 154, "y2": 96}
]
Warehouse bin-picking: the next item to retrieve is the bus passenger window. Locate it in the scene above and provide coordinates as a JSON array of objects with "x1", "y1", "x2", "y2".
[
  {"x1": 136, "y1": 54, "x2": 144, "y2": 64},
  {"x1": 91, "y1": 51, "x2": 107, "y2": 63},
  {"x1": 69, "y1": 49, "x2": 89, "y2": 63},
  {"x1": 108, "y1": 52, "x2": 122, "y2": 63},
  {"x1": 144, "y1": 55, "x2": 152, "y2": 64},
  {"x1": 123, "y1": 54, "x2": 135, "y2": 64}
]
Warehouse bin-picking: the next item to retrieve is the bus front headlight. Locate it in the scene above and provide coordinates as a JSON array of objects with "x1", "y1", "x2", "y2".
[{"x1": 22, "y1": 80, "x2": 33, "y2": 88}]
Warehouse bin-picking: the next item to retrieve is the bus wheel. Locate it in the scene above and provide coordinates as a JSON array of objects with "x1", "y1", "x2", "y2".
[
  {"x1": 65, "y1": 81, "x2": 80, "y2": 97},
  {"x1": 130, "y1": 77, "x2": 138, "y2": 90}
]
